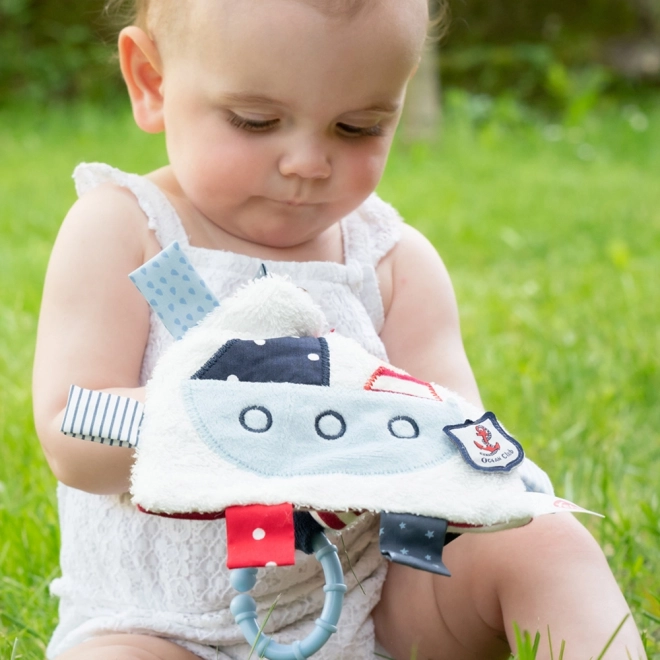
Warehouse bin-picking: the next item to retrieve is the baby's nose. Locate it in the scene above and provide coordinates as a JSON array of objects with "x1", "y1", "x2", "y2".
[{"x1": 278, "y1": 138, "x2": 331, "y2": 180}]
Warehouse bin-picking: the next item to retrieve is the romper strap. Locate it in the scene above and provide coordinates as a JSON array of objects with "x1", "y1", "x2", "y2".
[
  {"x1": 73, "y1": 163, "x2": 190, "y2": 249},
  {"x1": 341, "y1": 193, "x2": 403, "y2": 333}
]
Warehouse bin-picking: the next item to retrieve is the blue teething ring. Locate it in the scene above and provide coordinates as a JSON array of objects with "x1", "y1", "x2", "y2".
[{"x1": 229, "y1": 532, "x2": 346, "y2": 659}]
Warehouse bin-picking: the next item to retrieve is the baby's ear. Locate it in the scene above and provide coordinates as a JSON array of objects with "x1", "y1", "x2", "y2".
[{"x1": 118, "y1": 27, "x2": 165, "y2": 134}]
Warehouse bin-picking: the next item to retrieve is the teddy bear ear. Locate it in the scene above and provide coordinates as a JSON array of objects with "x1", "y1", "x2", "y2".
[{"x1": 128, "y1": 241, "x2": 221, "y2": 340}]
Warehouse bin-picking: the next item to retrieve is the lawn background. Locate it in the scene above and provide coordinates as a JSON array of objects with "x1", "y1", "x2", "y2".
[{"x1": 1, "y1": 96, "x2": 659, "y2": 658}]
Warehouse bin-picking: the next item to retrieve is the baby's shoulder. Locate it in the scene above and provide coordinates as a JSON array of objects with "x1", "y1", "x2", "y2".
[
  {"x1": 372, "y1": 200, "x2": 452, "y2": 319},
  {"x1": 61, "y1": 168, "x2": 160, "y2": 260},
  {"x1": 358, "y1": 192, "x2": 403, "y2": 225},
  {"x1": 64, "y1": 182, "x2": 151, "y2": 244},
  {"x1": 347, "y1": 193, "x2": 404, "y2": 273},
  {"x1": 74, "y1": 178, "x2": 143, "y2": 211}
]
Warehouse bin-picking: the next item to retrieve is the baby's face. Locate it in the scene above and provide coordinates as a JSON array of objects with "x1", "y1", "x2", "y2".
[{"x1": 156, "y1": 0, "x2": 427, "y2": 250}]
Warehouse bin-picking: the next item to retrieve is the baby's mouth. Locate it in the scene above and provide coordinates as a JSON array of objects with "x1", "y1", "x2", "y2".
[{"x1": 275, "y1": 198, "x2": 311, "y2": 206}]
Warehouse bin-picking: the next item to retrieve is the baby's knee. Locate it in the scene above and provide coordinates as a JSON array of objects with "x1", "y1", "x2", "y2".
[
  {"x1": 374, "y1": 557, "x2": 511, "y2": 659},
  {"x1": 505, "y1": 512, "x2": 605, "y2": 565},
  {"x1": 478, "y1": 512, "x2": 616, "y2": 610},
  {"x1": 54, "y1": 634, "x2": 200, "y2": 660},
  {"x1": 58, "y1": 647, "x2": 156, "y2": 660}
]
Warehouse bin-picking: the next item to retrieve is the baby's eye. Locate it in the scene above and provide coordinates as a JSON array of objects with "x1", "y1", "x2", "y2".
[
  {"x1": 227, "y1": 111, "x2": 279, "y2": 133},
  {"x1": 336, "y1": 122, "x2": 384, "y2": 138}
]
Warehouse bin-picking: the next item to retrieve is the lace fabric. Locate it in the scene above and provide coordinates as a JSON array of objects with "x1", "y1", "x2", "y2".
[{"x1": 48, "y1": 163, "x2": 403, "y2": 658}]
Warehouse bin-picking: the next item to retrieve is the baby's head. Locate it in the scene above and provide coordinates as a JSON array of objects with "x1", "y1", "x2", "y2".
[
  {"x1": 114, "y1": 0, "x2": 430, "y2": 249},
  {"x1": 109, "y1": 0, "x2": 430, "y2": 43}
]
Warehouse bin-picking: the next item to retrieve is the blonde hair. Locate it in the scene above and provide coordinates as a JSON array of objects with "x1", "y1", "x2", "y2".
[
  {"x1": 428, "y1": 0, "x2": 450, "y2": 43},
  {"x1": 103, "y1": 0, "x2": 188, "y2": 47},
  {"x1": 104, "y1": 0, "x2": 448, "y2": 39},
  {"x1": 103, "y1": 0, "x2": 368, "y2": 32},
  {"x1": 104, "y1": 0, "x2": 148, "y2": 30}
]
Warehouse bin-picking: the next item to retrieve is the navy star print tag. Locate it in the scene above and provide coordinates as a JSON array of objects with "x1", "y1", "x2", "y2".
[{"x1": 379, "y1": 512, "x2": 451, "y2": 577}]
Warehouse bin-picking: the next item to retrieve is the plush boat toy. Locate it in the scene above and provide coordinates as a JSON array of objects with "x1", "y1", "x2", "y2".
[{"x1": 61, "y1": 242, "x2": 595, "y2": 659}]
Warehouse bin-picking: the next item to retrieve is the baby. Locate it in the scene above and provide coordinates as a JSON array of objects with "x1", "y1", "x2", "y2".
[{"x1": 32, "y1": 0, "x2": 646, "y2": 658}]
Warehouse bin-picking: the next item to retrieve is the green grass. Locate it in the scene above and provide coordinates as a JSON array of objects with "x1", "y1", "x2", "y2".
[{"x1": 1, "y1": 96, "x2": 659, "y2": 659}]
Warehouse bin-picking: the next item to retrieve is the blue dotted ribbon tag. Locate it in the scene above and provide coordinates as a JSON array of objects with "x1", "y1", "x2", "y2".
[{"x1": 129, "y1": 242, "x2": 220, "y2": 340}]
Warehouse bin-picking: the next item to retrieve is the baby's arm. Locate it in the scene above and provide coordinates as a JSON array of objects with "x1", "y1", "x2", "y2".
[
  {"x1": 375, "y1": 225, "x2": 646, "y2": 660},
  {"x1": 378, "y1": 223, "x2": 482, "y2": 406},
  {"x1": 33, "y1": 185, "x2": 160, "y2": 494}
]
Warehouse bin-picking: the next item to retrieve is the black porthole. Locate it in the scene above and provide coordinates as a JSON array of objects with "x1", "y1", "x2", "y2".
[
  {"x1": 315, "y1": 410, "x2": 346, "y2": 440},
  {"x1": 388, "y1": 415, "x2": 420, "y2": 439},
  {"x1": 239, "y1": 406, "x2": 273, "y2": 433}
]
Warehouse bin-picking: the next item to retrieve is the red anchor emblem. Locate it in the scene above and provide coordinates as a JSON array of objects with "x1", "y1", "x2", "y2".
[{"x1": 473, "y1": 425, "x2": 500, "y2": 454}]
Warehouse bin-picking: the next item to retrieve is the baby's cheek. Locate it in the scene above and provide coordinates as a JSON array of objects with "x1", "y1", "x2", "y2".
[
  {"x1": 347, "y1": 151, "x2": 388, "y2": 194},
  {"x1": 188, "y1": 145, "x2": 260, "y2": 198}
]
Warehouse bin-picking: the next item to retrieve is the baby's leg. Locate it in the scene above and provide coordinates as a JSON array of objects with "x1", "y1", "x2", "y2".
[
  {"x1": 55, "y1": 634, "x2": 202, "y2": 660},
  {"x1": 373, "y1": 513, "x2": 646, "y2": 660}
]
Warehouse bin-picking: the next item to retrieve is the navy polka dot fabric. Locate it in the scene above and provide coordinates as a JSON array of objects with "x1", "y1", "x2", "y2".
[{"x1": 192, "y1": 336, "x2": 330, "y2": 386}]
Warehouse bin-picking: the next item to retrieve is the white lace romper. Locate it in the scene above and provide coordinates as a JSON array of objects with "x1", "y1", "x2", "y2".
[{"x1": 47, "y1": 163, "x2": 404, "y2": 660}]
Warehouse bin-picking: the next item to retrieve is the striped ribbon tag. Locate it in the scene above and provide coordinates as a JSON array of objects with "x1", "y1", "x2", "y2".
[{"x1": 60, "y1": 385, "x2": 144, "y2": 448}]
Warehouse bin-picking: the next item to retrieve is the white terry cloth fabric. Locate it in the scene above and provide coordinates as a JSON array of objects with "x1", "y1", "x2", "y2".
[
  {"x1": 47, "y1": 163, "x2": 400, "y2": 659},
  {"x1": 131, "y1": 274, "x2": 566, "y2": 530}
]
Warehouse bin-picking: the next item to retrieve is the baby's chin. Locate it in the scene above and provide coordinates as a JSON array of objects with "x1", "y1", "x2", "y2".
[{"x1": 189, "y1": 197, "x2": 340, "y2": 253}]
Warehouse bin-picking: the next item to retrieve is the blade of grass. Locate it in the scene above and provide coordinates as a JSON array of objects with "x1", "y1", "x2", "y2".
[
  {"x1": 339, "y1": 533, "x2": 365, "y2": 595},
  {"x1": 642, "y1": 610, "x2": 660, "y2": 625},
  {"x1": 545, "y1": 626, "x2": 568, "y2": 660},
  {"x1": 512, "y1": 622, "x2": 540, "y2": 660},
  {"x1": 374, "y1": 644, "x2": 417, "y2": 660},
  {"x1": 558, "y1": 639, "x2": 565, "y2": 660},
  {"x1": 595, "y1": 614, "x2": 629, "y2": 660},
  {"x1": 0, "y1": 613, "x2": 45, "y2": 642},
  {"x1": 532, "y1": 631, "x2": 540, "y2": 656},
  {"x1": 513, "y1": 623, "x2": 525, "y2": 658},
  {"x1": 246, "y1": 593, "x2": 281, "y2": 660}
]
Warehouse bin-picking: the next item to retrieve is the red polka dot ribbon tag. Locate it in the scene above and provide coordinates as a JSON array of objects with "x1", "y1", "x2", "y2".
[{"x1": 225, "y1": 503, "x2": 295, "y2": 569}]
